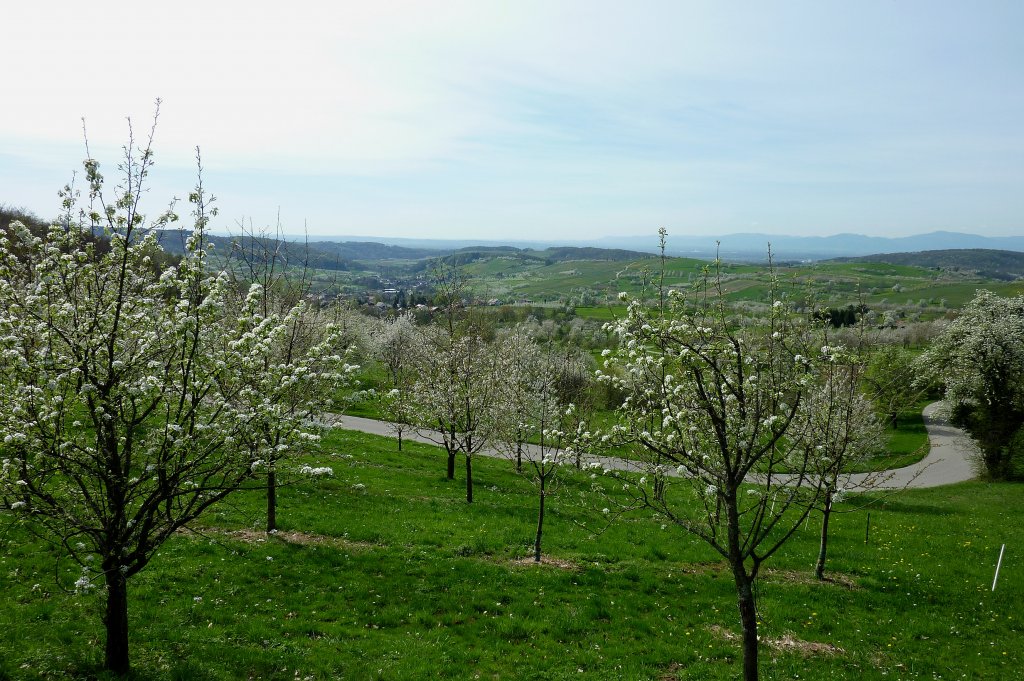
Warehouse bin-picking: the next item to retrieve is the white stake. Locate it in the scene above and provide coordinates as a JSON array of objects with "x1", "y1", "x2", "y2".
[{"x1": 992, "y1": 544, "x2": 1006, "y2": 592}]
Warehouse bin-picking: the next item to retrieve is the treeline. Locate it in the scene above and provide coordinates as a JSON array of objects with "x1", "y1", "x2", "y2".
[{"x1": 813, "y1": 303, "x2": 870, "y2": 327}]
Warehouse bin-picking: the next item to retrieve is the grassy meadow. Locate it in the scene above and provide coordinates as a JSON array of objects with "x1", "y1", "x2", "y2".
[{"x1": 1, "y1": 427, "x2": 1020, "y2": 680}]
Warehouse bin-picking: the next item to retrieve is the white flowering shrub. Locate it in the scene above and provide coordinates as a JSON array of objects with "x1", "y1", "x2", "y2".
[{"x1": 298, "y1": 465, "x2": 334, "y2": 477}]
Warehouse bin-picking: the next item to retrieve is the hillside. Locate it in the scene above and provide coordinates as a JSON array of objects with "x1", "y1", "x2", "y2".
[
  {"x1": 831, "y1": 249, "x2": 1024, "y2": 281},
  {"x1": 306, "y1": 240, "x2": 448, "y2": 261},
  {"x1": 156, "y1": 230, "x2": 361, "y2": 272},
  {"x1": 433, "y1": 245, "x2": 651, "y2": 266},
  {"x1": 592, "y1": 231, "x2": 1024, "y2": 260}
]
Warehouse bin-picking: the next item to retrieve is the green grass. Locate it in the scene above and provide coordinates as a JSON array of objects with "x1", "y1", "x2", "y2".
[
  {"x1": 868, "y1": 281, "x2": 1024, "y2": 307},
  {"x1": 878, "y1": 402, "x2": 931, "y2": 469},
  {"x1": 840, "y1": 401, "x2": 931, "y2": 474},
  {"x1": 574, "y1": 306, "x2": 627, "y2": 321},
  {"x1": 1, "y1": 429, "x2": 1020, "y2": 680}
]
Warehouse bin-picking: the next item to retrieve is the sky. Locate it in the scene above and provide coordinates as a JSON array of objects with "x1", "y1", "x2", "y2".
[{"x1": 4, "y1": 1, "x2": 1024, "y2": 242}]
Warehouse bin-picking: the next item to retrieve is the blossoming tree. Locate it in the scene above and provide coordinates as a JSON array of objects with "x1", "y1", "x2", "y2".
[
  {"x1": 919, "y1": 290, "x2": 1024, "y2": 479},
  {"x1": 494, "y1": 330, "x2": 573, "y2": 561},
  {"x1": 410, "y1": 324, "x2": 502, "y2": 503},
  {"x1": 590, "y1": 249, "x2": 839, "y2": 681},
  {"x1": 0, "y1": 122, "x2": 340, "y2": 674},
  {"x1": 793, "y1": 336, "x2": 887, "y2": 581},
  {"x1": 219, "y1": 225, "x2": 357, "y2": 532},
  {"x1": 372, "y1": 311, "x2": 425, "y2": 451},
  {"x1": 407, "y1": 264, "x2": 504, "y2": 503}
]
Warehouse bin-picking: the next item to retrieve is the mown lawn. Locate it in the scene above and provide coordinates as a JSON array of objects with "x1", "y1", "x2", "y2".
[{"x1": 1, "y1": 428, "x2": 1019, "y2": 680}]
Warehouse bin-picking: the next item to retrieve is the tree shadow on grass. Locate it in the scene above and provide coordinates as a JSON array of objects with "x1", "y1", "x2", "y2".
[{"x1": 873, "y1": 499, "x2": 955, "y2": 516}]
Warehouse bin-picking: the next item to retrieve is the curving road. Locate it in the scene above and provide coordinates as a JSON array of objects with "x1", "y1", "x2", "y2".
[
  {"x1": 333, "y1": 401, "x2": 976, "y2": 490},
  {"x1": 847, "y1": 401, "x2": 976, "y2": 490}
]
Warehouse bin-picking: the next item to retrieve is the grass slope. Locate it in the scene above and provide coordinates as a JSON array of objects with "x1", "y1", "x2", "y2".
[{"x1": 1, "y1": 430, "x2": 1019, "y2": 680}]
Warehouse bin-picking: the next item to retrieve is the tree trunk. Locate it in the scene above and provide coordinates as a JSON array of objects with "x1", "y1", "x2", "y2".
[
  {"x1": 733, "y1": 568, "x2": 759, "y2": 681},
  {"x1": 103, "y1": 566, "x2": 130, "y2": 675},
  {"x1": 266, "y1": 468, "x2": 277, "y2": 533},
  {"x1": 815, "y1": 490, "x2": 833, "y2": 581},
  {"x1": 465, "y1": 454, "x2": 473, "y2": 503},
  {"x1": 534, "y1": 476, "x2": 546, "y2": 562},
  {"x1": 397, "y1": 429, "x2": 403, "y2": 452},
  {"x1": 727, "y1": 487, "x2": 760, "y2": 681},
  {"x1": 446, "y1": 449, "x2": 456, "y2": 480},
  {"x1": 516, "y1": 440, "x2": 523, "y2": 473}
]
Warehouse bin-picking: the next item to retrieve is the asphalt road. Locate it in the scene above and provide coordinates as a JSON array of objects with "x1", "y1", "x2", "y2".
[
  {"x1": 846, "y1": 401, "x2": 977, "y2": 490},
  {"x1": 333, "y1": 401, "x2": 977, "y2": 490}
]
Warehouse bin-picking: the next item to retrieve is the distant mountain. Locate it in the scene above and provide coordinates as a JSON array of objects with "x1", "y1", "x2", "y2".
[
  {"x1": 155, "y1": 231, "x2": 357, "y2": 271},
  {"x1": 297, "y1": 234, "x2": 552, "y2": 251},
  {"x1": 297, "y1": 240, "x2": 448, "y2": 261},
  {"x1": 535, "y1": 246, "x2": 652, "y2": 262},
  {"x1": 444, "y1": 245, "x2": 649, "y2": 263},
  {"x1": 0, "y1": 205, "x2": 47, "y2": 234},
  {"x1": 830, "y1": 249, "x2": 1024, "y2": 281},
  {"x1": 591, "y1": 231, "x2": 1024, "y2": 261},
  {"x1": 284, "y1": 230, "x2": 1024, "y2": 261}
]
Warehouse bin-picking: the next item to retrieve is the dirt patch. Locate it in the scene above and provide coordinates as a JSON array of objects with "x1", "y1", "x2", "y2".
[
  {"x1": 768, "y1": 633, "x2": 844, "y2": 657},
  {"x1": 510, "y1": 555, "x2": 578, "y2": 570},
  {"x1": 662, "y1": 562, "x2": 858, "y2": 589},
  {"x1": 657, "y1": 662, "x2": 684, "y2": 680},
  {"x1": 763, "y1": 568, "x2": 859, "y2": 590},
  {"x1": 180, "y1": 526, "x2": 377, "y2": 550},
  {"x1": 708, "y1": 625, "x2": 844, "y2": 658},
  {"x1": 672, "y1": 560, "x2": 730, "y2": 576},
  {"x1": 240, "y1": 528, "x2": 334, "y2": 545},
  {"x1": 708, "y1": 624, "x2": 739, "y2": 642}
]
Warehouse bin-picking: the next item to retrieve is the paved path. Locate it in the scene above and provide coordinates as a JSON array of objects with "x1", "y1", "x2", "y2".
[
  {"x1": 334, "y1": 401, "x2": 977, "y2": 490},
  {"x1": 846, "y1": 401, "x2": 976, "y2": 490}
]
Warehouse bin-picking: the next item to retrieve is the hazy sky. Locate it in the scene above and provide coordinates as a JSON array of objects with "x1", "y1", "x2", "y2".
[{"x1": 5, "y1": 1, "x2": 1024, "y2": 241}]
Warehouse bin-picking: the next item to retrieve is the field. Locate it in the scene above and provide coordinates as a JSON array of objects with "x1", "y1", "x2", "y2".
[
  {"x1": 1, "y1": 428, "x2": 1020, "y2": 680},
  {"x1": 455, "y1": 255, "x2": 1024, "y2": 312}
]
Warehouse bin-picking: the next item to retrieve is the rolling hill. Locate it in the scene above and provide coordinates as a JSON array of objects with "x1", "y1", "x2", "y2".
[{"x1": 830, "y1": 249, "x2": 1024, "y2": 281}]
